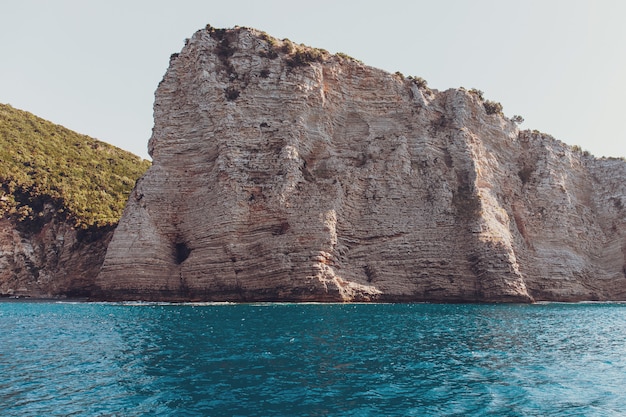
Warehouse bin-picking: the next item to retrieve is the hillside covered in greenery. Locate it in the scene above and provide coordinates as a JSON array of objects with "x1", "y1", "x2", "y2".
[{"x1": 0, "y1": 103, "x2": 151, "y2": 230}]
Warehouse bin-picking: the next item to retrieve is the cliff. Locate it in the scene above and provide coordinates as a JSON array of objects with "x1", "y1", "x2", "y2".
[
  {"x1": 0, "y1": 104, "x2": 150, "y2": 297},
  {"x1": 95, "y1": 25, "x2": 626, "y2": 302},
  {"x1": 0, "y1": 217, "x2": 113, "y2": 298}
]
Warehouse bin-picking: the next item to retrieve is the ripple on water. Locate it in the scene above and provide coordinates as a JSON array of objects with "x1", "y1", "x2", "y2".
[{"x1": 1, "y1": 302, "x2": 626, "y2": 416}]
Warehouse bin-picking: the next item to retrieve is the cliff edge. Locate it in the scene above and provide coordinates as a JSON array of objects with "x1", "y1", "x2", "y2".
[{"x1": 96, "y1": 26, "x2": 626, "y2": 302}]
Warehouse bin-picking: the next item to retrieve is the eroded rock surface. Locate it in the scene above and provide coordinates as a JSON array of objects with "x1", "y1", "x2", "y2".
[
  {"x1": 96, "y1": 26, "x2": 626, "y2": 302},
  {"x1": 0, "y1": 211, "x2": 112, "y2": 298}
]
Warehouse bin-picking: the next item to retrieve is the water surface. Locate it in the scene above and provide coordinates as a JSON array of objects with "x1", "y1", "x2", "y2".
[{"x1": 1, "y1": 302, "x2": 625, "y2": 416}]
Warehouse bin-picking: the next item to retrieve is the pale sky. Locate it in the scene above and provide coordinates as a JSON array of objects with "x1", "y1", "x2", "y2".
[{"x1": 2, "y1": 0, "x2": 625, "y2": 160}]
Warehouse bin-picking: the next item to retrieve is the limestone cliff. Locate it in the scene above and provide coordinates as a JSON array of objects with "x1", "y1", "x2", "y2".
[{"x1": 96, "y1": 25, "x2": 626, "y2": 302}]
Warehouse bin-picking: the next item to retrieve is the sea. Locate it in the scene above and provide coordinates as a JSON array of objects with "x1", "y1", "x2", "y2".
[{"x1": 1, "y1": 301, "x2": 625, "y2": 416}]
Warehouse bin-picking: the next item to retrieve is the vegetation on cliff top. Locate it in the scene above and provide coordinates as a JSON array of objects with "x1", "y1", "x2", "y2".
[{"x1": 0, "y1": 103, "x2": 151, "y2": 230}]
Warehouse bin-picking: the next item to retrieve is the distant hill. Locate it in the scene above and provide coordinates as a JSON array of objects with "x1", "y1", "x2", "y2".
[{"x1": 0, "y1": 103, "x2": 151, "y2": 231}]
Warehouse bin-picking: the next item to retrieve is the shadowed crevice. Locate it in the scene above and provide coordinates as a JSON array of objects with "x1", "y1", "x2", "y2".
[{"x1": 175, "y1": 242, "x2": 191, "y2": 264}]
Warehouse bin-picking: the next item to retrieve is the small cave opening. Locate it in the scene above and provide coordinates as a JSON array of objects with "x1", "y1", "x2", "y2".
[{"x1": 175, "y1": 242, "x2": 191, "y2": 264}]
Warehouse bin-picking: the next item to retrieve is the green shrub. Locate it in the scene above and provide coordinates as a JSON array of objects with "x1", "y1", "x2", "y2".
[
  {"x1": 467, "y1": 89, "x2": 503, "y2": 116},
  {"x1": 286, "y1": 47, "x2": 327, "y2": 67},
  {"x1": 259, "y1": 32, "x2": 276, "y2": 48},
  {"x1": 483, "y1": 100, "x2": 503, "y2": 115},
  {"x1": 258, "y1": 32, "x2": 279, "y2": 59},
  {"x1": 468, "y1": 89, "x2": 485, "y2": 100},
  {"x1": 280, "y1": 39, "x2": 295, "y2": 54}
]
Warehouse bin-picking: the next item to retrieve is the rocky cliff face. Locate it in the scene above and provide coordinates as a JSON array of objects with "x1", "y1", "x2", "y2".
[
  {"x1": 0, "y1": 212, "x2": 112, "y2": 298},
  {"x1": 96, "y1": 26, "x2": 626, "y2": 302}
]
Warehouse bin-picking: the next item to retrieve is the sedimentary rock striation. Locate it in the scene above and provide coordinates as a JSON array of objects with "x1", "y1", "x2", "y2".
[{"x1": 96, "y1": 25, "x2": 626, "y2": 302}]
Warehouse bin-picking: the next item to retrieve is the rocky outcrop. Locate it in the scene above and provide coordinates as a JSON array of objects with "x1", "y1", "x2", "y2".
[
  {"x1": 0, "y1": 210, "x2": 112, "y2": 298},
  {"x1": 95, "y1": 25, "x2": 626, "y2": 302}
]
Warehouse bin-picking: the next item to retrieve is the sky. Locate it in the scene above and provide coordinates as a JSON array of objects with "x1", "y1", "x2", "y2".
[{"x1": 1, "y1": 0, "x2": 625, "y2": 160}]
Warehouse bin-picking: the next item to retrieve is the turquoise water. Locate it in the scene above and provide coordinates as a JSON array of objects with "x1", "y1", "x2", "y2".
[{"x1": 1, "y1": 302, "x2": 626, "y2": 416}]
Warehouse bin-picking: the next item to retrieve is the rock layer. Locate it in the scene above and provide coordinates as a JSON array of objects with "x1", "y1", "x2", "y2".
[
  {"x1": 0, "y1": 211, "x2": 112, "y2": 298},
  {"x1": 96, "y1": 26, "x2": 626, "y2": 302}
]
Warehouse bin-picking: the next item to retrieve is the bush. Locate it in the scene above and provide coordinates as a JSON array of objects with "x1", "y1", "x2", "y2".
[
  {"x1": 407, "y1": 75, "x2": 428, "y2": 89},
  {"x1": 286, "y1": 47, "x2": 327, "y2": 67},
  {"x1": 571, "y1": 145, "x2": 590, "y2": 156},
  {"x1": 468, "y1": 89, "x2": 485, "y2": 100},
  {"x1": 280, "y1": 39, "x2": 295, "y2": 54},
  {"x1": 483, "y1": 100, "x2": 503, "y2": 115},
  {"x1": 258, "y1": 32, "x2": 279, "y2": 59},
  {"x1": 467, "y1": 88, "x2": 503, "y2": 115},
  {"x1": 511, "y1": 115, "x2": 524, "y2": 124},
  {"x1": 259, "y1": 32, "x2": 276, "y2": 48},
  {"x1": 336, "y1": 52, "x2": 363, "y2": 64}
]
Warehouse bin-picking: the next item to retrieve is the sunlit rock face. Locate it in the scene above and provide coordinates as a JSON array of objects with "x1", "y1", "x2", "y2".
[{"x1": 95, "y1": 26, "x2": 626, "y2": 302}]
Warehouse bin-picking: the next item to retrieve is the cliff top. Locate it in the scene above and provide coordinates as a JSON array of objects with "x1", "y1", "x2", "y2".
[{"x1": 186, "y1": 25, "x2": 623, "y2": 163}]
